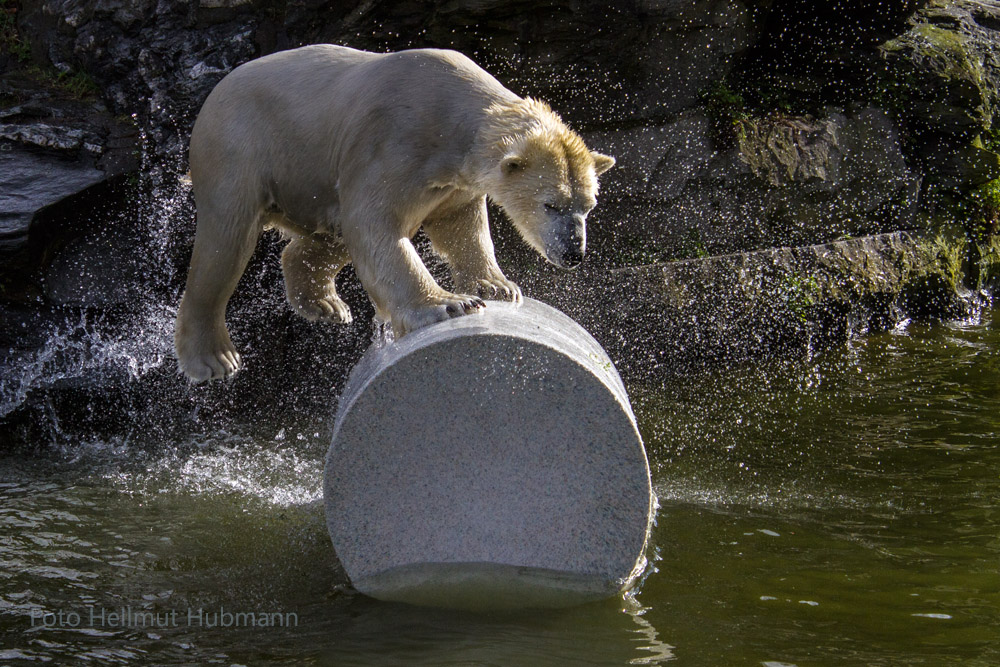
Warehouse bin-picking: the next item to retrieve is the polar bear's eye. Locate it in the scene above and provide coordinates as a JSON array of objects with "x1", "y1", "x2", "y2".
[{"x1": 501, "y1": 157, "x2": 524, "y2": 174}]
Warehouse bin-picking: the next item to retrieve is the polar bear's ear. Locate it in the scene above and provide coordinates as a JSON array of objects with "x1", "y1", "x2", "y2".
[
  {"x1": 501, "y1": 155, "x2": 525, "y2": 175},
  {"x1": 592, "y1": 152, "x2": 615, "y2": 176}
]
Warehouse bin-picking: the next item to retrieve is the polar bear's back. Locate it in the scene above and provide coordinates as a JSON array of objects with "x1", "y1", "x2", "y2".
[
  {"x1": 221, "y1": 44, "x2": 511, "y2": 96},
  {"x1": 193, "y1": 45, "x2": 516, "y2": 150},
  {"x1": 189, "y1": 45, "x2": 519, "y2": 216}
]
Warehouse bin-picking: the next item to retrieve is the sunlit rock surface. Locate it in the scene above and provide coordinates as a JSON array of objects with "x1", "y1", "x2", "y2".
[
  {"x1": 591, "y1": 107, "x2": 921, "y2": 251},
  {"x1": 0, "y1": 72, "x2": 138, "y2": 301},
  {"x1": 515, "y1": 229, "x2": 999, "y2": 377},
  {"x1": 882, "y1": 0, "x2": 1000, "y2": 139}
]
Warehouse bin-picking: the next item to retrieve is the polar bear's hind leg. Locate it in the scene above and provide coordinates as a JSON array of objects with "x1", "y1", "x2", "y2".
[
  {"x1": 175, "y1": 199, "x2": 263, "y2": 382},
  {"x1": 281, "y1": 234, "x2": 353, "y2": 323}
]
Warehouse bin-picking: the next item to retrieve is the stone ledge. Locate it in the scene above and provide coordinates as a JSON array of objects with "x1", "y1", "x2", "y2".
[{"x1": 519, "y1": 228, "x2": 997, "y2": 378}]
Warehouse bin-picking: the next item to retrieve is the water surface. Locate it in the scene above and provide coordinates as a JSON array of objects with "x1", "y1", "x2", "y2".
[{"x1": 1, "y1": 311, "x2": 998, "y2": 665}]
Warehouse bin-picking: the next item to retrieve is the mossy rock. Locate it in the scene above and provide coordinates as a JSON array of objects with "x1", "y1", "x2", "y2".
[
  {"x1": 880, "y1": 4, "x2": 997, "y2": 137},
  {"x1": 978, "y1": 233, "x2": 1000, "y2": 290},
  {"x1": 905, "y1": 24, "x2": 984, "y2": 87},
  {"x1": 899, "y1": 272, "x2": 972, "y2": 320}
]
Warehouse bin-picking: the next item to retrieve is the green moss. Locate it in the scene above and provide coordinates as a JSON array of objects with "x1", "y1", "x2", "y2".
[
  {"x1": 980, "y1": 232, "x2": 1000, "y2": 290},
  {"x1": 780, "y1": 273, "x2": 821, "y2": 323},
  {"x1": 677, "y1": 228, "x2": 709, "y2": 260},
  {"x1": 871, "y1": 65, "x2": 921, "y2": 114},
  {"x1": 950, "y1": 175, "x2": 1000, "y2": 242},
  {"x1": 700, "y1": 81, "x2": 746, "y2": 118},
  {"x1": 910, "y1": 24, "x2": 981, "y2": 81},
  {"x1": 906, "y1": 22, "x2": 986, "y2": 99},
  {"x1": 54, "y1": 69, "x2": 100, "y2": 99},
  {"x1": 606, "y1": 234, "x2": 669, "y2": 267},
  {"x1": 983, "y1": 126, "x2": 1000, "y2": 154},
  {"x1": 788, "y1": 230, "x2": 977, "y2": 325},
  {"x1": 895, "y1": 228, "x2": 973, "y2": 318},
  {"x1": 24, "y1": 65, "x2": 100, "y2": 99},
  {"x1": 921, "y1": 229, "x2": 966, "y2": 287},
  {"x1": 880, "y1": 19, "x2": 990, "y2": 131},
  {"x1": 1, "y1": 0, "x2": 31, "y2": 62},
  {"x1": 749, "y1": 78, "x2": 812, "y2": 116},
  {"x1": 607, "y1": 227, "x2": 714, "y2": 267},
  {"x1": 969, "y1": 179, "x2": 1000, "y2": 214},
  {"x1": 699, "y1": 81, "x2": 750, "y2": 147}
]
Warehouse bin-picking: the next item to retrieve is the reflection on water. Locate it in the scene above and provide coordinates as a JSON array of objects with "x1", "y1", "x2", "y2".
[{"x1": 2, "y1": 311, "x2": 999, "y2": 665}]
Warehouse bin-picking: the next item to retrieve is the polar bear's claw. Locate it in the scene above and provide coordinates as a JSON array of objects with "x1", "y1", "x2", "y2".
[
  {"x1": 395, "y1": 293, "x2": 485, "y2": 335},
  {"x1": 324, "y1": 297, "x2": 354, "y2": 323},
  {"x1": 180, "y1": 349, "x2": 242, "y2": 383},
  {"x1": 176, "y1": 327, "x2": 243, "y2": 383},
  {"x1": 472, "y1": 277, "x2": 522, "y2": 303},
  {"x1": 445, "y1": 295, "x2": 485, "y2": 315}
]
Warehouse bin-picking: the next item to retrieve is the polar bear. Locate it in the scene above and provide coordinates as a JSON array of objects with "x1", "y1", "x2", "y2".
[{"x1": 175, "y1": 45, "x2": 614, "y2": 382}]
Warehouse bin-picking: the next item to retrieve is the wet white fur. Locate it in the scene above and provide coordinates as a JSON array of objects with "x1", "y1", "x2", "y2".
[{"x1": 175, "y1": 45, "x2": 613, "y2": 382}]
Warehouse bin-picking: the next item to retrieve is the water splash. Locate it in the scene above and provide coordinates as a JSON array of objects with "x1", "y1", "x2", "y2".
[
  {"x1": 0, "y1": 113, "x2": 198, "y2": 426},
  {"x1": 157, "y1": 440, "x2": 324, "y2": 507},
  {"x1": 622, "y1": 592, "x2": 675, "y2": 665},
  {"x1": 0, "y1": 304, "x2": 176, "y2": 419},
  {"x1": 370, "y1": 317, "x2": 395, "y2": 348},
  {"x1": 77, "y1": 421, "x2": 329, "y2": 507},
  {"x1": 134, "y1": 113, "x2": 195, "y2": 290}
]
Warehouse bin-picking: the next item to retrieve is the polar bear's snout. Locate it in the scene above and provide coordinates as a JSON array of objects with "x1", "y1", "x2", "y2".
[{"x1": 542, "y1": 211, "x2": 587, "y2": 270}]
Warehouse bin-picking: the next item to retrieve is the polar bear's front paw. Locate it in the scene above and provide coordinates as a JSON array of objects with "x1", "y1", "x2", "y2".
[
  {"x1": 394, "y1": 293, "x2": 485, "y2": 335},
  {"x1": 176, "y1": 330, "x2": 242, "y2": 383}
]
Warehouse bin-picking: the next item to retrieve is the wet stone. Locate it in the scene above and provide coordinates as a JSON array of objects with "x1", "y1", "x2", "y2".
[
  {"x1": 324, "y1": 298, "x2": 653, "y2": 609},
  {"x1": 0, "y1": 143, "x2": 105, "y2": 260}
]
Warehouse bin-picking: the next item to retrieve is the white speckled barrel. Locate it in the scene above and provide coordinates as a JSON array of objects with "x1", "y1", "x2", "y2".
[{"x1": 324, "y1": 298, "x2": 653, "y2": 608}]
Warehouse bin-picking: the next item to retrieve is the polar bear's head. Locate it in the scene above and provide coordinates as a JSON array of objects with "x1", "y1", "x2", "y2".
[{"x1": 486, "y1": 103, "x2": 614, "y2": 269}]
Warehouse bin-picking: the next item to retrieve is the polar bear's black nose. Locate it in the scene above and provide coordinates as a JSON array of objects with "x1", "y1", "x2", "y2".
[
  {"x1": 562, "y1": 247, "x2": 584, "y2": 268},
  {"x1": 561, "y1": 218, "x2": 586, "y2": 268}
]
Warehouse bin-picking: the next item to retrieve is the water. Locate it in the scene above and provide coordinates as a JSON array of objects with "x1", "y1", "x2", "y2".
[{"x1": 2, "y1": 311, "x2": 999, "y2": 665}]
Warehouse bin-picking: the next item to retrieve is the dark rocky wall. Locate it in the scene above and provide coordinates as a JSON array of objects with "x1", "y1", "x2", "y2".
[
  {"x1": 10, "y1": 0, "x2": 1000, "y2": 263},
  {"x1": 2, "y1": 0, "x2": 999, "y2": 446}
]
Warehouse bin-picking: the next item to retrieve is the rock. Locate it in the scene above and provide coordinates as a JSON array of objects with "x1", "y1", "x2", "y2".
[
  {"x1": 742, "y1": 108, "x2": 921, "y2": 239},
  {"x1": 324, "y1": 298, "x2": 653, "y2": 608},
  {"x1": 882, "y1": 0, "x2": 1000, "y2": 139},
  {"x1": 514, "y1": 229, "x2": 991, "y2": 378},
  {"x1": 746, "y1": 0, "x2": 923, "y2": 79},
  {"x1": 0, "y1": 121, "x2": 102, "y2": 152},
  {"x1": 14, "y1": 0, "x2": 776, "y2": 149},
  {"x1": 0, "y1": 142, "x2": 105, "y2": 267},
  {"x1": 18, "y1": 0, "x2": 259, "y2": 165},
  {"x1": 0, "y1": 67, "x2": 141, "y2": 285},
  {"x1": 739, "y1": 114, "x2": 841, "y2": 186},
  {"x1": 199, "y1": 0, "x2": 252, "y2": 7},
  {"x1": 588, "y1": 107, "x2": 920, "y2": 255},
  {"x1": 585, "y1": 113, "x2": 718, "y2": 202},
  {"x1": 633, "y1": 0, "x2": 767, "y2": 117},
  {"x1": 920, "y1": 141, "x2": 1000, "y2": 189}
]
